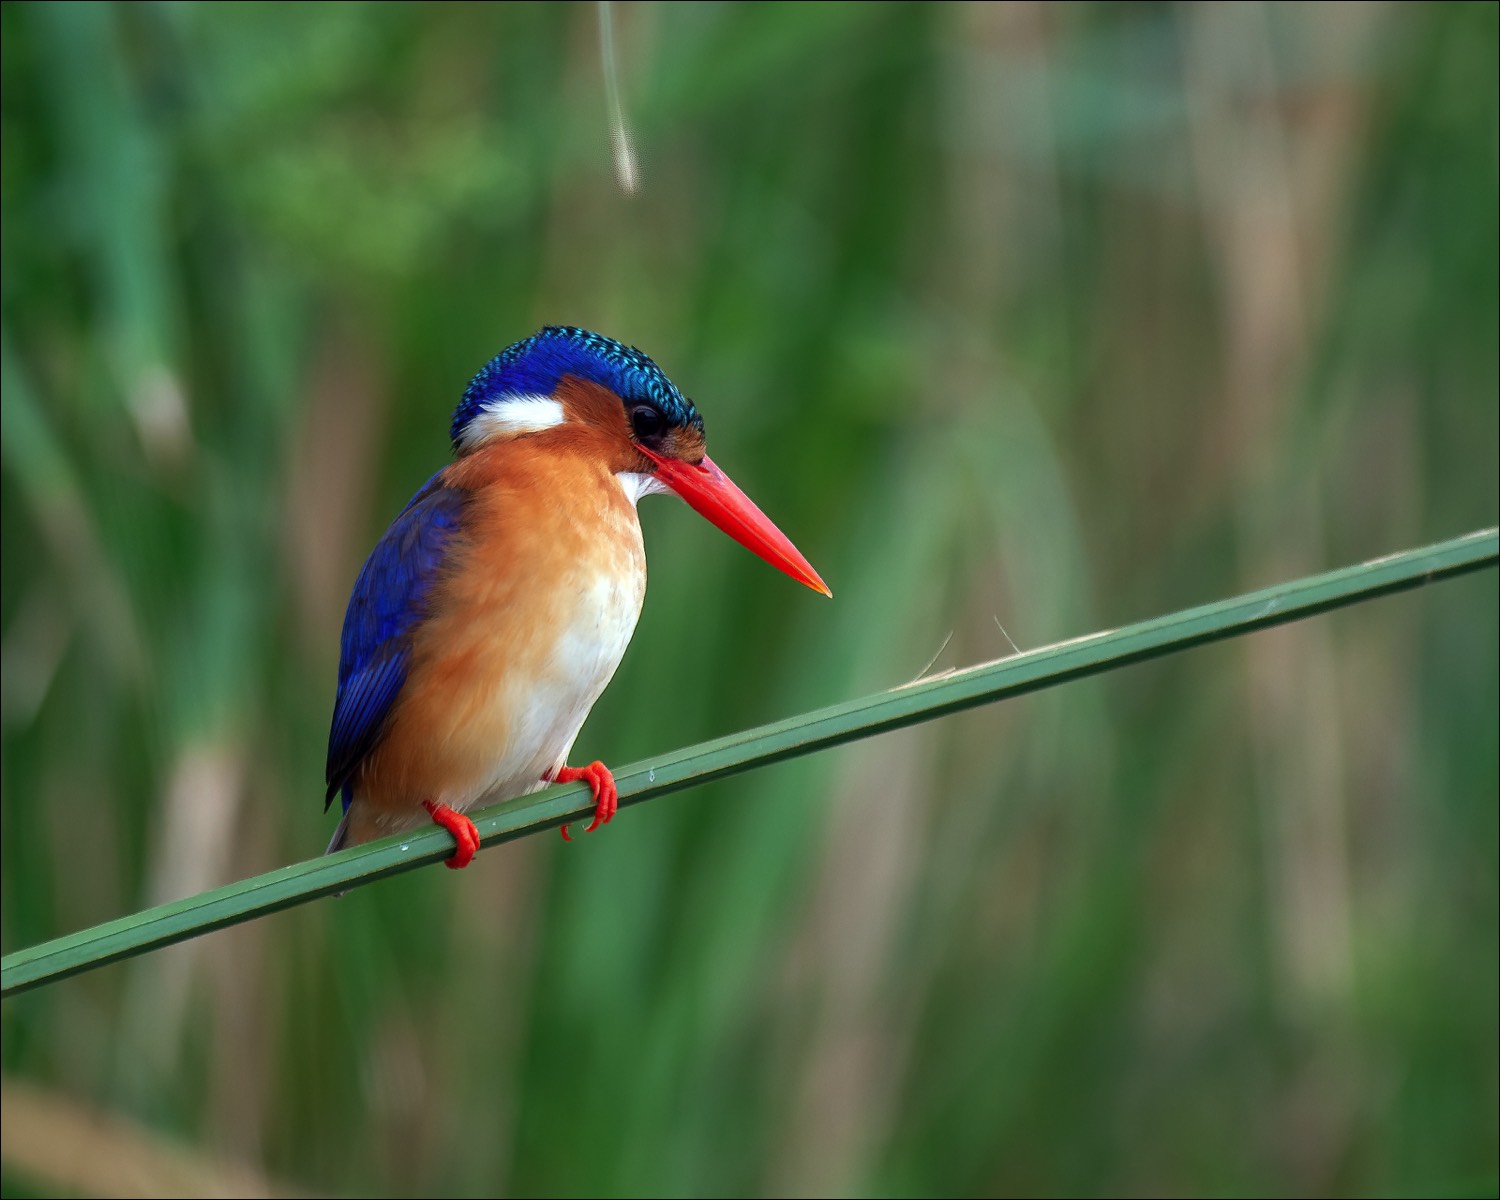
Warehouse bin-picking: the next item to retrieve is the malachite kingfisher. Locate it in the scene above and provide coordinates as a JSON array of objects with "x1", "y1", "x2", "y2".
[{"x1": 324, "y1": 326, "x2": 830, "y2": 868}]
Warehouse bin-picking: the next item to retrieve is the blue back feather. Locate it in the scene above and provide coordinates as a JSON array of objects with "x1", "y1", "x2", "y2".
[
  {"x1": 325, "y1": 470, "x2": 467, "y2": 809},
  {"x1": 450, "y1": 326, "x2": 702, "y2": 450}
]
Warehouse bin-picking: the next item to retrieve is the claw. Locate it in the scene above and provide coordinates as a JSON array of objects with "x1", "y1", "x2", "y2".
[
  {"x1": 423, "y1": 799, "x2": 481, "y2": 869},
  {"x1": 548, "y1": 761, "x2": 618, "y2": 841}
]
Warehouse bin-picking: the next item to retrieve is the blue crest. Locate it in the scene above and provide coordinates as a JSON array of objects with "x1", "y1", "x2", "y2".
[{"x1": 450, "y1": 326, "x2": 703, "y2": 450}]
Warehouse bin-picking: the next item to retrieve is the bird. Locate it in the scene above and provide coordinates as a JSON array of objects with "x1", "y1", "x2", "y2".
[{"x1": 324, "y1": 326, "x2": 830, "y2": 868}]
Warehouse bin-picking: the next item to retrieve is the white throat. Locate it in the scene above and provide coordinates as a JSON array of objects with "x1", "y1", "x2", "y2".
[{"x1": 616, "y1": 471, "x2": 670, "y2": 507}]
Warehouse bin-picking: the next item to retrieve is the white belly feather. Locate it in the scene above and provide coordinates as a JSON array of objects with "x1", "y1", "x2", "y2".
[
  {"x1": 454, "y1": 476, "x2": 648, "y2": 812},
  {"x1": 487, "y1": 567, "x2": 645, "y2": 801}
]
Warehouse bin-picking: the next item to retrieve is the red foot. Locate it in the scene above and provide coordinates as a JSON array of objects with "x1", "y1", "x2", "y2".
[
  {"x1": 423, "y1": 799, "x2": 481, "y2": 869},
  {"x1": 547, "y1": 761, "x2": 618, "y2": 842}
]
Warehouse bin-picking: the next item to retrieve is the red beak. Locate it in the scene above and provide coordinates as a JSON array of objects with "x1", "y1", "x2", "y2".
[{"x1": 639, "y1": 448, "x2": 832, "y2": 597}]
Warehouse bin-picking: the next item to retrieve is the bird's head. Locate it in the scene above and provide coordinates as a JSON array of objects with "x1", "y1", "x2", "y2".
[{"x1": 450, "y1": 326, "x2": 830, "y2": 596}]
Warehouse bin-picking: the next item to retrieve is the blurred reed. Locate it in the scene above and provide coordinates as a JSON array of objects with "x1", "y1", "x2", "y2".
[{"x1": 2, "y1": 2, "x2": 1495, "y2": 1196}]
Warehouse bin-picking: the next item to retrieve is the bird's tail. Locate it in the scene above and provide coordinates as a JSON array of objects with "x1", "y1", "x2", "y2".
[{"x1": 325, "y1": 810, "x2": 351, "y2": 856}]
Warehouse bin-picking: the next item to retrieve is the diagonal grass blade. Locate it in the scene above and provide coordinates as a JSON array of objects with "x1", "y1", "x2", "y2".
[{"x1": 3, "y1": 526, "x2": 1495, "y2": 999}]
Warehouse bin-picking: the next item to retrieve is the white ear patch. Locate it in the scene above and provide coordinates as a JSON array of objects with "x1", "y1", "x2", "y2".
[
  {"x1": 460, "y1": 394, "x2": 566, "y2": 448},
  {"x1": 616, "y1": 471, "x2": 669, "y2": 507}
]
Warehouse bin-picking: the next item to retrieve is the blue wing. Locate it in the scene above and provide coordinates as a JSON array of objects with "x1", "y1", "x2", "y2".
[{"x1": 325, "y1": 470, "x2": 467, "y2": 810}]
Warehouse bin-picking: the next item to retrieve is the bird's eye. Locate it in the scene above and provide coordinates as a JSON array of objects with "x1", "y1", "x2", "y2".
[{"x1": 630, "y1": 405, "x2": 665, "y2": 440}]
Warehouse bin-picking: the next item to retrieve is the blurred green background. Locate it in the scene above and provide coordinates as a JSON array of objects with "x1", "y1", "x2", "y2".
[{"x1": 2, "y1": 2, "x2": 1496, "y2": 1196}]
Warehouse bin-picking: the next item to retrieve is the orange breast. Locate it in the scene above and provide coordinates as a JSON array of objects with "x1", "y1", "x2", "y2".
[{"x1": 343, "y1": 447, "x2": 646, "y2": 844}]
